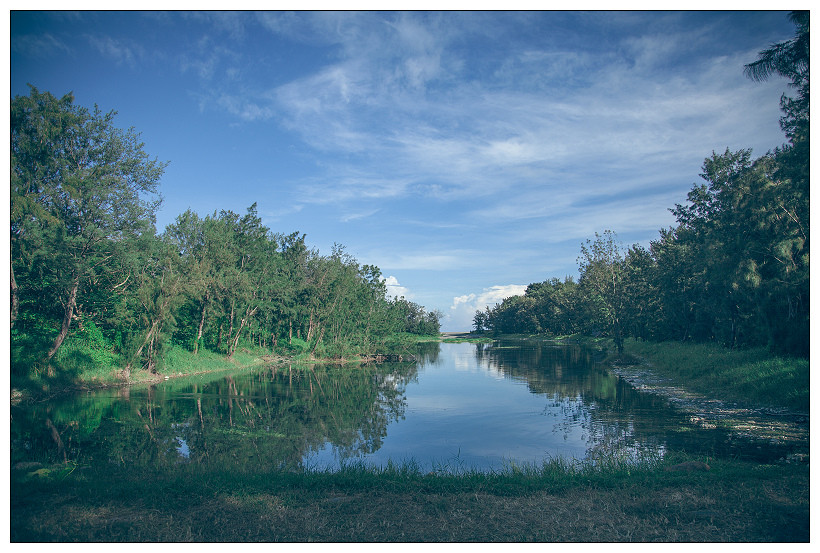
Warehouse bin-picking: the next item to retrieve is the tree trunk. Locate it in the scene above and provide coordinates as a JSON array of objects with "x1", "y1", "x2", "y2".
[
  {"x1": 46, "y1": 272, "x2": 80, "y2": 362},
  {"x1": 45, "y1": 418, "x2": 67, "y2": 463},
  {"x1": 124, "y1": 319, "x2": 160, "y2": 380},
  {"x1": 228, "y1": 302, "x2": 235, "y2": 346},
  {"x1": 194, "y1": 293, "x2": 208, "y2": 355},
  {"x1": 10, "y1": 256, "x2": 18, "y2": 329},
  {"x1": 310, "y1": 326, "x2": 325, "y2": 356},
  {"x1": 228, "y1": 305, "x2": 258, "y2": 358},
  {"x1": 307, "y1": 313, "x2": 316, "y2": 343}
]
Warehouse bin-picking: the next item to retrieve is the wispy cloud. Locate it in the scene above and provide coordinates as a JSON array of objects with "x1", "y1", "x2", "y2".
[
  {"x1": 256, "y1": 13, "x2": 785, "y2": 221},
  {"x1": 85, "y1": 34, "x2": 144, "y2": 66},
  {"x1": 375, "y1": 251, "x2": 480, "y2": 272},
  {"x1": 179, "y1": 36, "x2": 242, "y2": 82},
  {"x1": 295, "y1": 173, "x2": 411, "y2": 205},
  {"x1": 216, "y1": 92, "x2": 276, "y2": 121},
  {"x1": 12, "y1": 33, "x2": 71, "y2": 58},
  {"x1": 340, "y1": 209, "x2": 379, "y2": 223}
]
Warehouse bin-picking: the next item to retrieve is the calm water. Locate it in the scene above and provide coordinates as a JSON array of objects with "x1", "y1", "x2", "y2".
[{"x1": 10, "y1": 340, "x2": 793, "y2": 473}]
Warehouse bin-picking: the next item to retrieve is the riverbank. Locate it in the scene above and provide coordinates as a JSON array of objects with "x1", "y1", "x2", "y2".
[
  {"x1": 10, "y1": 345, "x2": 284, "y2": 405},
  {"x1": 604, "y1": 339, "x2": 810, "y2": 453},
  {"x1": 459, "y1": 333, "x2": 810, "y2": 458},
  {"x1": 11, "y1": 454, "x2": 808, "y2": 542},
  {"x1": 619, "y1": 339, "x2": 809, "y2": 413},
  {"x1": 10, "y1": 334, "x2": 445, "y2": 404},
  {"x1": 474, "y1": 333, "x2": 809, "y2": 413}
]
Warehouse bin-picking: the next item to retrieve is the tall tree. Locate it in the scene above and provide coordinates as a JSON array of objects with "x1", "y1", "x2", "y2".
[
  {"x1": 578, "y1": 231, "x2": 627, "y2": 354},
  {"x1": 10, "y1": 87, "x2": 166, "y2": 364},
  {"x1": 744, "y1": 10, "x2": 809, "y2": 143}
]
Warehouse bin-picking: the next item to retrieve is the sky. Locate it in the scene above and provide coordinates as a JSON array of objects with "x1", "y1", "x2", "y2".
[{"x1": 9, "y1": 8, "x2": 797, "y2": 331}]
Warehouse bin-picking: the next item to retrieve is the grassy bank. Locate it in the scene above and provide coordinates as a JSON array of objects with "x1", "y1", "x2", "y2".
[
  {"x1": 10, "y1": 342, "x2": 281, "y2": 403},
  {"x1": 620, "y1": 339, "x2": 809, "y2": 413},
  {"x1": 11, "y1": 332, "x2": 436, "y2": 402},
  {"x1": 480, "y1": 333, "x2": 810, "y2": 413},
  {"x1": 10, "y1": 454, "x2": 808, "y2": 542}
]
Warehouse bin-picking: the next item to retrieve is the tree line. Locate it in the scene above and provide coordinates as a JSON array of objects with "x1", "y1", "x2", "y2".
[
  {"x1": 11, "y1": 87, "x2": 441, "y2": 378},
  {"x1": 475, "y1": 12, "x2": 809, "y2": 358}
]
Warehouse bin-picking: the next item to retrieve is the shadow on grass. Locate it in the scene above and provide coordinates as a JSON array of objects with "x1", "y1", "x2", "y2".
[{"x1": 11, "y1": 331, "x2": 88, "y2": 400}]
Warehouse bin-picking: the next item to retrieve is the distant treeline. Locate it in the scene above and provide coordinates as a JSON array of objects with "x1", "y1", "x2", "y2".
[
  {"x1": 11, "y1": 89, "x2": 441, "y2": 378},
  {"x1": 475, "y1": 13, "x2": 809, "y2": 358}
]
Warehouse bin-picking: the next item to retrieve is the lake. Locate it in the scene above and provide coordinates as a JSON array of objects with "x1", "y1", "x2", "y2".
[{"x1": 10, "y1": 339, "x2": 800, "y2": 473}]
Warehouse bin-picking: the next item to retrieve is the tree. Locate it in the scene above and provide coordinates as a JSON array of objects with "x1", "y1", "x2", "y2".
[
  {"x1": 122, "y1": 235, "x2": 186, "y2": 377},
  {"x1": 650, "y1": 142, "x2": 807, "y2": 354},
  {"x1": 10, "y1": 86, "x2": 167, "y2": 365},
  {"x1": 744, "y1": 10, "x2": 809, "y2": 143},
  {"x1": 472, "y1": 308, "x2": 490, "y2": 333},
  {"x1": 578, "y1": 231, "x2": 627, "y2": 354}
]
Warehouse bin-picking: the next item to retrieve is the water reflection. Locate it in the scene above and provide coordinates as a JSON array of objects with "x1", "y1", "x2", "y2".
[{"x1": 10, "y1": 340, "x2": 798, "y2": 474}]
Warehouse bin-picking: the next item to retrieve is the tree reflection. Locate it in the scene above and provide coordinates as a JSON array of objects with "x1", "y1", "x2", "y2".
[
  {"x1": 11, "y1": 358, "x2": 422, "y2": 471},
  {"x1": 471, "y1": 339, "x2": 780, "y2": 462},
  {"x1": 11, "y1": 339, "x2": 791, "y2": 471}
]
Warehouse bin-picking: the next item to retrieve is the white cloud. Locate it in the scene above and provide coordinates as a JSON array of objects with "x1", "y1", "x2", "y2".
[
  {"x1": 384, "y1": 275, "x2": 410, "y2": 299},
  {"x1": 340, "y1": 209, "x2": 379, "y2": 223},
  {"x1": 217, "y1": 93, "x2": 276, "y2": 121},
  {"x1": 260, "y1": 12, "x2": 787, "y2": 216},
  {"x1": 447, "y1": 284, "x2": 528, "y2": 331}
]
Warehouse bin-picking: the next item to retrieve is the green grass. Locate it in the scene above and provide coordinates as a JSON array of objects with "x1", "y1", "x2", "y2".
[
  {"x1": 10, "y1": 339, "x2": 276, "y2": 401},
  {"x1": 10, "y1": 454, "x2": 809, "y2": 542},
  {"x1": 622, "y1": 339, "x2": 809, "y2": 412},
  {"x1": 161, "y1": 343, "x2": 270, "y2": 375}
]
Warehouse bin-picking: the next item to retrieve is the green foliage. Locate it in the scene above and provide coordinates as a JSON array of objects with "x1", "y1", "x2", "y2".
[
  {"x1": 11, "y1": 85, "x2": 167, "y2": 367},
  {"x1": 10, "y1": 89, "x2": 442, "y2": 383},
  {"x1": 479, "y1": 12, "x2": 809, "y2": 359},
  {"x1": 55, "y1": 320, "x2": 120, "y2": 369}
]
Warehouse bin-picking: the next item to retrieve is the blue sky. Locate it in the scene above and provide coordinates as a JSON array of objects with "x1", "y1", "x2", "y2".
[{"x1": 10, "y1": 9, "x2": 796, "y2": 331}]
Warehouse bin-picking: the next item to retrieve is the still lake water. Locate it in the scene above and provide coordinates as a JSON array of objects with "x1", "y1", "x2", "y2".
[{"x1": 10, "y1": 340, "x2": 794, "y2": 473}]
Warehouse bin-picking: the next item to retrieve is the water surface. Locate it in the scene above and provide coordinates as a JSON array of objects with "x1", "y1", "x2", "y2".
[{"x1": 10, "y1": 340, "x2": 799, "y2": 473}]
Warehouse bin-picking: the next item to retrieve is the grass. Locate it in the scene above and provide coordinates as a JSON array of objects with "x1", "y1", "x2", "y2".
[
  {"x1": 621, "y1": 339, "x2": 809, "y2": 412},
  {"x1": 10, "y1": 340, "x2": 278, "y2": 403},
  {"x1": 10, "y1": 453, "x2": 809, "y2": 542}
]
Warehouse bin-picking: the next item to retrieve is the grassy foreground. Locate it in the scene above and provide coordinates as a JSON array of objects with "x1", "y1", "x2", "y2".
[{"x1": 10, "y1": 455, "x2": 809, "y2": 542}]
